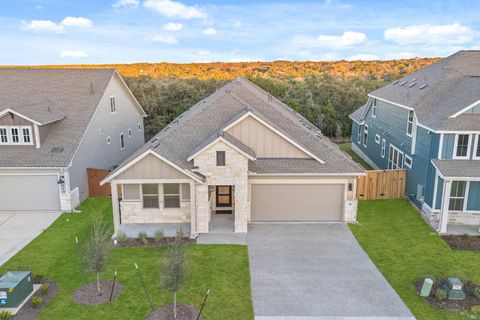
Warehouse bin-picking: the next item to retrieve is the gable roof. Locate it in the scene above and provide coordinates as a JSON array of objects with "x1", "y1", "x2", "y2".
[
  {"x1": 106, "y1": 77, "x2": 363, "y2": 180},
  {"x1": 0, "y1": 68, "x2": 140, "y2": 168},
  {"x1": 361, "y1": 50, "x2": 480, "y2": 131}
]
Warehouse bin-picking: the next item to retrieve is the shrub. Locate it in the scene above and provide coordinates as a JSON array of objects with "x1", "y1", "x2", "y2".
[
  {"x1": 34, "y1": 273, "x2": 45, "y2": 283},
  {"x1": 475, "y1": 287, "x2": 480, "y2": 299},
  {"x1": 138, "y1": 231, "x2": 148, "y2": 246},
  {"x1": 31, "y1": 295, "x2": 43, "y2": 308},
  {"x1": 435, "y1": 288, "x2": 447, "y2": 300},
  {"x1": 0, "y1": 311, "x2": 12, "y2": 320},
  {"x1": 154, "y1": 230, "x2": 164, "y2": 243},
  {"x1": 40, "y1": 283, "x2": 49, "y2": 295},
  {"x1": 117, "y1": 230, "x2": 127, "y2": 243}
]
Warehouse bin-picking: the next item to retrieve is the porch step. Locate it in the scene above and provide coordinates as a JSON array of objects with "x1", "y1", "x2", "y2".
[{"x1": 197, "y1": 233, "x2": 247, "y2": 245}]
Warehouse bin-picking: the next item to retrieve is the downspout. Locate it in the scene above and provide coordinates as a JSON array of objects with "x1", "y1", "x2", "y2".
[{"x1": 189, "y1": 180, "x2": 197, "y2": 238}]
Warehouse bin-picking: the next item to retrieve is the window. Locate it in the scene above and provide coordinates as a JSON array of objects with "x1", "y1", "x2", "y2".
[
  {"x1": 372, "y1": 99, "x2": 377, "y2": 118},
  {"x1": 404, "y1": 155, "x2": 413, "y2": 169},
  {"x1": 106, "y1": 136, "x2": 111, "y2": 145},
  {"x1": 381, "y1": 139, "x2": 386, "y2": 158},
  {"x1": 388, "y1": 145, "x2": 404, "y2": 169},
  {"x1": 406, "y1": 110, "x2": 414, "y2": 136},
  {"x1": 164, "y1": 184, "x2": 180, "y2": 208},
  {"x1": 142, "y1": 184, "x2": 159, "y2": 208},
  {"x1": 22, "y1": 127, "x2": 31, "y2": 143},
  {"x1": 357, "y1": 125, "x2": 362, "y2": 143},
  {"x1": 475, "y1": 134, "x2": 480, "y2": 159},
  {"x1": 11, "y1": 128, "x2": 19, "y2": 143},
  {"x1": 120, "y1": 133, "x2": 125, "y2": 150},
  {"x1": 363, "y1": 125, "x2": 368, "y2": 147},
  {"x1": 128, "y1": 128, "x2": 132, "y2": 137},
  {"x1": 0, "y1": 128, "x2": 7, "y2": 143},
  {"x1": 216, "y1": 151, "x2": 226, "y2": 166},
  {"x1": 449, "y1": 181, "x2": 467, "y2": 211},
  {"x1": 138, "y1": 122, "x2": 142, "y2": 132},
  {"x1": 454, "y1": 134, "x2": 470, "y2": 158},
  {"x1": 375, "y1": 134, "x2": 381, "y2": 144},
  {"x1": 110, "y1": 96, "x2": 116, "y2": 113}
]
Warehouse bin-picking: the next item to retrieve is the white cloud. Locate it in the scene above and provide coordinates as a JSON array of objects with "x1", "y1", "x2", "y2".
[
  {"x1": 151, "y1": 34, "x2": 178, "y2": 44},
  {"x1": 163, "y1": 22, "x2": 183, "y2": 31},
  {"x1": 348, "y1": 54, "x2": 379, "y2": 61},
  {"x1": 384, "y1": 23, "x2": 475, "y2": 45},
  {"x1": 317, "y1": 31, "x2": 367, "y2": 49},
  {"x1": 202, "y1": 27, "x2": 216, "y2": 35},
  {"x1": 112, "y1": 0, "x2": 140, "y2": 8},
  {"x1": 384, "y1": 52, "x2": 416, "y2": 60},
  {"x1": 144, "y1": 0, "x2": 206, "y2": 19},
  {"x1": 61, "y1": 17, "x2": 92, "y2": 28},
  {"x1": 233, "y1": 21, "x2": 242, "y2": 28},
  {"x1": 23, "y1": 20, "x2": 64, "y2": 33},
  {"x1": 59, "y1": 50, "x2": 89, "y2": 59}
]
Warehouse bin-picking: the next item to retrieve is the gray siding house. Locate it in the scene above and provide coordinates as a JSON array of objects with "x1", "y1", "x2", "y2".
[
  {"x1": 350, "y1": 51, "x2": 480, "y2": 234},
  {"x1": 0, "y1": 69, "x2": 146, "y2": 212},
  {"x1": 102, "y1": 78, "x2": 364, "y2": 237}
]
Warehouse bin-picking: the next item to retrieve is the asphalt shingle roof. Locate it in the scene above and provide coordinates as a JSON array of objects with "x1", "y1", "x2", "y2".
[
  {"x1": 432, "y1": 159, "x2": 480, "y2": 178},
  {"x1": 0, "y1": 68, "x2": 116, "y2": 167}
]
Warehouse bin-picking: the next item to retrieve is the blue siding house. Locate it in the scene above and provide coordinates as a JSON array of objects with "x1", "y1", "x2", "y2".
[{"x1": 350, "y1": 51, "x2": 480, "y2": 234}]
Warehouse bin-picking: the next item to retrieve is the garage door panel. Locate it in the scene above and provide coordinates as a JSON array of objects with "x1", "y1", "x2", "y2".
[
  {"x1": 251, "y1": 184, "x2": 343, "y2": 221},
  {"x1": 0, "y1": 175, "x2": 61, "y2": 211}
]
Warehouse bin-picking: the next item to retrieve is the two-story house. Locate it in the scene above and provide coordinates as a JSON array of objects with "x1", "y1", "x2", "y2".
[
  {"x1": 350, "y1": 50, "x2": 480, "y2": 234},
  {"x1": 0, "y1": 69, "x2": 146, "y2": 212},
  {"x1": 101, "y1": 77, "x2": 364, "y2": 237}
]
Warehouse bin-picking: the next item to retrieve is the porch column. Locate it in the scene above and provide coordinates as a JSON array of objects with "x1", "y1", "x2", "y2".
[
  {"x1": 438, "y1": 179, "x2": 452, "y2": 234},
  {"x1": 111, "y1": 181, "x2": 120, "y2": 237},
  {"x1": 189, "y1": 181, "x2": 197, "y2": 238}
]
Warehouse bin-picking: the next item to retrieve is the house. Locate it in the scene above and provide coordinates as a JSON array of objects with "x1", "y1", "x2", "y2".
[
  {"x1": 0, "y1": 69, "x2": 146, "y2": 212},
  {"x1": 349, "y1": 50, "x2": 480, "y2": 234},
  {"x1": 101, "y1": 77, "x2": 364, "y2": 237}
]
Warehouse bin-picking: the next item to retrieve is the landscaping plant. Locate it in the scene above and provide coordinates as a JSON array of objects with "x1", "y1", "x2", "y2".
[
  {"x1": 0, "y1": 310, "x2": 12, "y2": 320},
  {"x1": 117, "y1": 230, "x2": 127, "y2": 244},
  {"x1": 40, "y1": 283, "x2": 49, "y2": 295},
  {"x1": 81, "y1": 212, "x2": 112, "y2": 294},
  {"x1": 475, "y1": 287, "x2": 480, "y2": 299},
  {"x1": 138, "y1": 231, "x2": 148, "y2": 246},
  {"x1": 435, "y1": 288, "x2": 447, "y2": 301},
  {"x1": 31, "y1": 295, "x2": 43, "y2": 308},
  {"x1": 162, "y1": 228, "x2": 187, "y2": 319},
  {"x1": 155, "y1": 230, "x2": 164, "y2": 244}
]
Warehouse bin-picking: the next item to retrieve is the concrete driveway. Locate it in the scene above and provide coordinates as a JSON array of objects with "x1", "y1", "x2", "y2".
[
  {"x1": 0, "y1": 211, "x2": 62, "y2": 266},
  {"x1": 247, "y1": 223, "x2": 414, "y2": 319}
]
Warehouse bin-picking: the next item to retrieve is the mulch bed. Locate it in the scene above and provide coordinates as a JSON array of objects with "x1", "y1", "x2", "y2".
[
  {"x1": 115, "y1": 237, "x2": 196, "y2": 248},
  {"x1": 72, "y1": 280, "x2": 123, "y2": 305},
  {"x1": 146, "y1": 304, "x2": 202, "y2": 320},
  {"x1": 442, "y1": 235, "x2": 480, "y2": 252},
  {"x1": 415, "y1": 278, "x2": 480, "y2": 311},
  {"x1": 11, "y1": 279, "x2": 58, "y2": 320}
]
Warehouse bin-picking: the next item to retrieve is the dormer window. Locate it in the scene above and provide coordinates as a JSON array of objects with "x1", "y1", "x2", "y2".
[
  {"x1": 110, "y1": 96, "x2": 116, "y2": 114},
  {"x1": 0, "y1": 128, "x2": 6, "y2": 143},
  {"x1": 0, "y1": 126, "x2": 33, "y2": 145},
  {"x1": 22, "y1": 128, "x2": 31, "y2": 143}
]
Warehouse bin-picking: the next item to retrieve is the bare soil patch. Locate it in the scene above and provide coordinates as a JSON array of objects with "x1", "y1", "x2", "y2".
[
  {"x1": 442, "y1": 235, "x2": 480, "y2": 252},
  {"x1": 72, "y1": 280, "x2": 122, "y2": 305},
  {"x1": 146, "y1": 304, "x2": 203, "y2": 320},
  {"x1": 116, "y1": 237, "x2": 196, "y2": 248},
  {"x1": 11, "y1": 279, "x2": 58, "y2": 320},
  {"x1": 415, "y1": 278, "x2": 480, "y2": 311}
]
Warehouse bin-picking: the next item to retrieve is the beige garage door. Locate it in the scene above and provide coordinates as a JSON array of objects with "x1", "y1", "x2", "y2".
[
  {"x1": 0, "y1": 175, "x2": 61, "y2": 211},
  {"x1": 251, "y1": 184, "x2": 343, "y2": 221}
]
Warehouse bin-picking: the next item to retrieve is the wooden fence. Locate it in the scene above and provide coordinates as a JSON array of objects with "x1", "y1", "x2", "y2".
[
  {"x1": 356, "y1": 169, "x2": 406, "y2": 200},
  {"x1": 87, "y1": 168, "x2": 111, "y2": 197}
]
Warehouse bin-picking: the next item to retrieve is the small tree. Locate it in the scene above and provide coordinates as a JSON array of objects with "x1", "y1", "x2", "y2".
[
  {"x1": 162, "y1": 228, "x2": 187, "y2": 318},
  {"x1": 82, "y1": 212, "x2": 112, "y2": 294}
]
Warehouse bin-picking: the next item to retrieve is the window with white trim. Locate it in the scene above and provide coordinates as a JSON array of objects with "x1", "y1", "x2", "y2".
[
  {"x1": 11, "y1": 128, "x2": 19, "y2": 143},
  {"x1": 406, "y1": 110, "x2": 414, "y2": 136},
  {"x1": 164, "y1": 184, "x2": 180, "y2": 208},
  {"x1": 357, "y1": 125, "x2": 361, "y2": 144},
  {"x1": 363, "y1": 125, "x2": 368, "y2": 147},
  {"x1": 142, "y1": 184, "x2": 159, "y2": 208},
  {"x1": 110, "y1": 96, "x2": 116, "y2": 113},
  {"x1": 449, "y1": 181, "x2": 466, "y2": 211},
  {"x1": 404, "y1": 155, "x2": 413, "y2": 169},
  {"x1": 475, "y1": 134, "x2": 480, "y2": 159},
  {"x1": 120, "y1": 133, "x2": 125, "y2": 150},
  {"x1": 381, "y1": 139, "x2": 386, "y2": 158},
  {"x1": 375, "y1": 134, "x2": 381, "y2": 144},
  {"x1": 0, "y1": 128, "x2": 7, "y2": 143},
  {"x1": 388, "y1": 145, "x2": 404, "y2": 169},
  {"x1": 372, "y1": 99, "x2": 377, "y2": 118},
  {"x1": 0, "y1": 126, "x2": 33, "y2": 145},
  {"x1": 128, "y1": 128, "x2": 132, "y2": 137},
  {"x1": 22, "y1": 127, "x2": 31, "y2": 143},
  {"x1": 455, "y1": 134, "x2": 470, "y2": 158}
]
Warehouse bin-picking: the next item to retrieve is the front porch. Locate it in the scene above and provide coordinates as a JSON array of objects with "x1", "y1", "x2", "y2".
[
  {"x1": 119, "y1": 223, "x2": 191, "y2": 238},
  {"x1": 430, "y1": 220, "x2": 480, "y2": 235}
]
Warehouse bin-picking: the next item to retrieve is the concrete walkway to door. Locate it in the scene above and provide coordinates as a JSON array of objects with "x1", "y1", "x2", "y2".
[
  {"x1": 0, "y1": 211, "x2": 62, "y2": 267},
  {"x1": 247, "y1": 223, "x2": 414, "y2": 319}
]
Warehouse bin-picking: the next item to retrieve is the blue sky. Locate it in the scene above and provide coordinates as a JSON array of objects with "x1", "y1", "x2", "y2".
[{"x1": 1, "y1": 0, "x2": 480, "y2": 64}]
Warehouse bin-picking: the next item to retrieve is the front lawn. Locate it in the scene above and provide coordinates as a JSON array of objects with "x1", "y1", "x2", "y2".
[
  {"x1": 0, "y1": 198, "x2": 253, "y2": 320},
  {"x1": 350, "y1": 200, "x2": 480, "y2": 320}
]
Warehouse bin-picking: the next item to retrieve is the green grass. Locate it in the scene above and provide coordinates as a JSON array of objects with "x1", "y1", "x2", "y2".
[
  {"x1": 339, "y1": 142, "x2": 373, "y2": 170},
  {"x1": 0, "y1": 198, "x2": 253, "y2": 320},
  {"x1": 350, "y1": 200, "x2": 480, "y2": 320}
]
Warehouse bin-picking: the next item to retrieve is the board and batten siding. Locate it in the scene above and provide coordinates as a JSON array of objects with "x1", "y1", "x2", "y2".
[
  {"x1": 116, "y1": 153, "x2": 190, "y2": 180},
  {"x1": 467, "y1": 182, "x2": 480, "y2": 211},
  {"x1": 226, "y1": 115, "x2": 309, "y2": 158}
]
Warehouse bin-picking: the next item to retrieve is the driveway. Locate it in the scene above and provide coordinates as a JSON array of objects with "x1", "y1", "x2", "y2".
[
  {"x1": 247, "y1": 223, "x2": 414, "y2": 319},
  {"x1": 0, "y1": 211, "x2": 62, "y2": 266}
]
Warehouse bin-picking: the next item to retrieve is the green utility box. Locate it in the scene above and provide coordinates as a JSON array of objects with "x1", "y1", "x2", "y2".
[{"x1": 0, "y1": 271, "x2": 33, "y2": 308}]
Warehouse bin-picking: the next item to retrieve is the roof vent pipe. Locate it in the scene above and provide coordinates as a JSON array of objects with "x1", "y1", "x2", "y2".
[{"x1": 90, "y1": 82, "x2": 94, "y2": 95}]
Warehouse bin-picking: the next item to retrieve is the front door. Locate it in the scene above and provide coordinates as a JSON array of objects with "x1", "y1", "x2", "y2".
[{"x1": 216, "y1": 186, "x2": 232, "y2": 207}]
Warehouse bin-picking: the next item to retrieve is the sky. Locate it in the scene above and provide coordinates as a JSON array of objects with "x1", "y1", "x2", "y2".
[{"x1": 1, "y1": 0, "x2": 480, "y2": 64}]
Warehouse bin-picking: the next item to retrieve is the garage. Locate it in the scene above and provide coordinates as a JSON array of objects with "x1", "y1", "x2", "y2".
[
  {"x1": 250, "y1": 184, "x2": 344, "y2": 221},
  {"x1": 0, "y1": 175, "x2": 61, "y2": 211}
]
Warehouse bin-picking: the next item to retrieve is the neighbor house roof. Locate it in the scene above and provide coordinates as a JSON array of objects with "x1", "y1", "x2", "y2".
[
  {"x1": 107, "y1": 77, "x2": 363, "y2": 180},
  {"x1": 432, "y1": 159, "x2": 480, "y2": 178},
  {"x1": 351, "y1": 51, "x2": 480, "y2": 131},
  {"x1": 0, "y1": 68, "x2": 141, "y2": 168}
]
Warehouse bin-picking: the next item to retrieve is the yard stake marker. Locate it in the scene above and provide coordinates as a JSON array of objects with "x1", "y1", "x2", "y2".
[
  {"x1": 197, "y1": 289, "x2": 210, "y2": 320},
  {"x1": 134, "y1": 263, "x2": 154, "y2": 311},
  {"x1": 109, "y1": 270, "x2": 117, "y2": 302},
  {"x1": 75, "y1": 236, "x2": 87, "y2": 285}
]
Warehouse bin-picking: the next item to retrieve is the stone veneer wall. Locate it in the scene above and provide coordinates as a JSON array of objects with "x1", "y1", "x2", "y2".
[
  {"x1": 422, "y1": 203, "x2": 480, "y2": 226},
  {"x1": 193, "y1": 141, "x2": 249, "y2": 233},
  {"x1": 120, "y1": 200, "x2": 191, "y2": 224}
]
